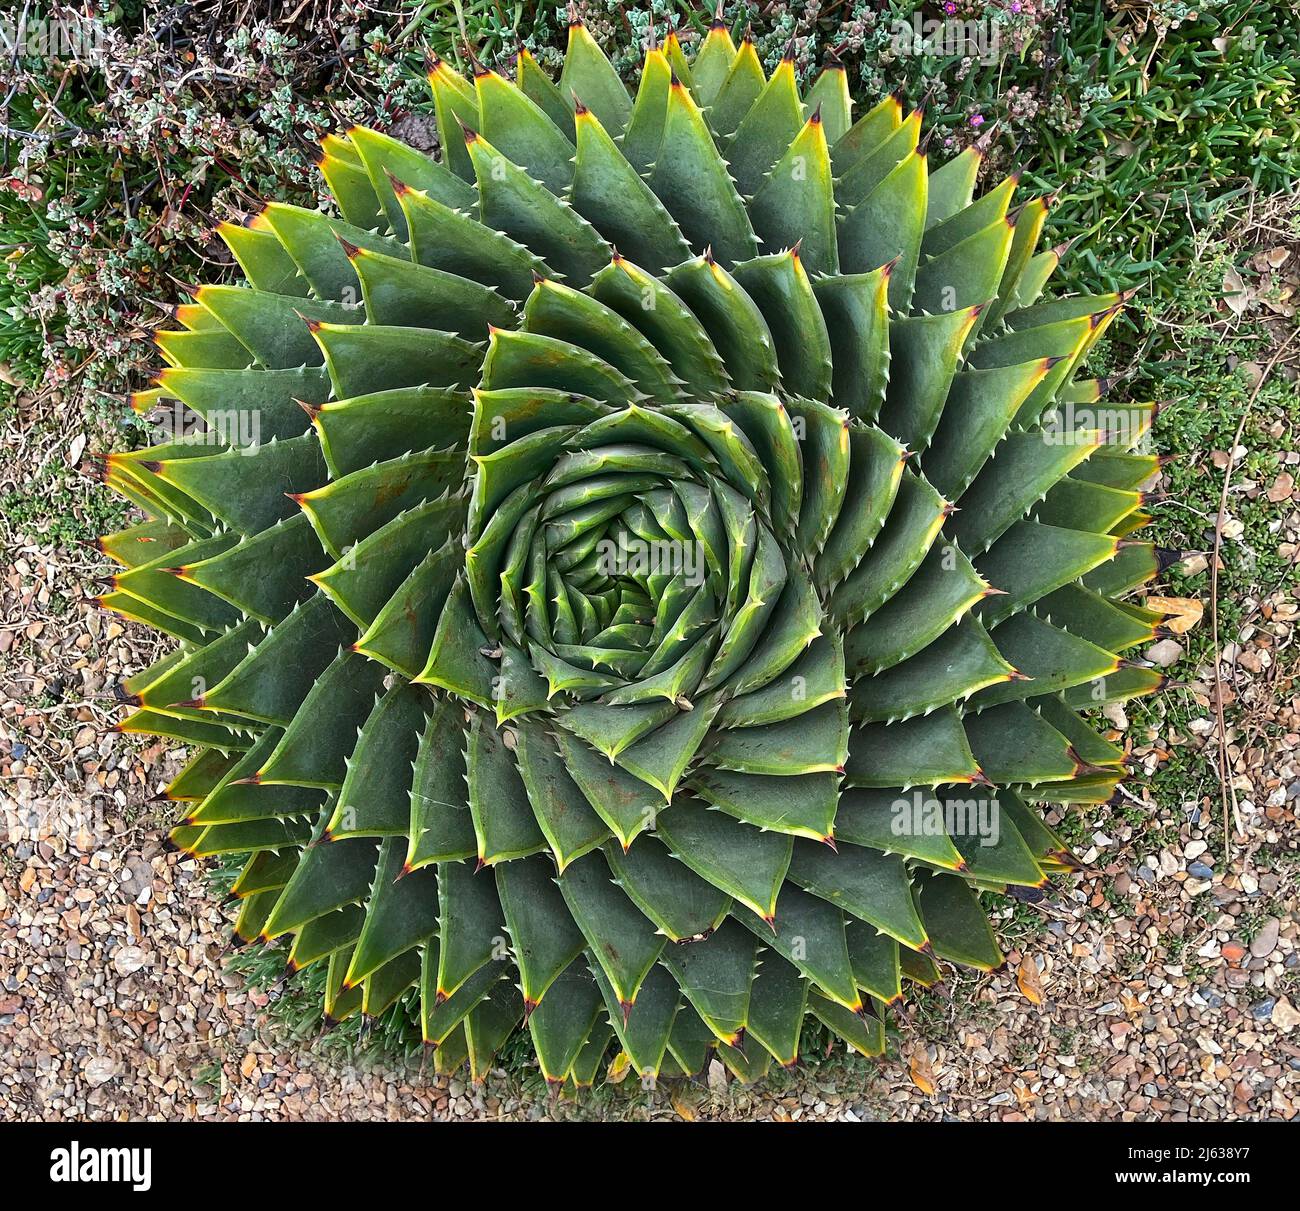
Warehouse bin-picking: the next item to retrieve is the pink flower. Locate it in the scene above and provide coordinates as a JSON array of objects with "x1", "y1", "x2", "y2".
[{"x1": 969, "y1": 113, "x2": 985, "y2": 127}]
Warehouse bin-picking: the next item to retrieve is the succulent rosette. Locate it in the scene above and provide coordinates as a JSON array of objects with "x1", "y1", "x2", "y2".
[{"x1": 96, "y1": 11, "x2": 1170, "y2": 1085}]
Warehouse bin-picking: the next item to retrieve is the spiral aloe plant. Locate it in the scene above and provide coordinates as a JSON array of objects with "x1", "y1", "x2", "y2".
[{"x1": 96, "y1": 10, "x2": 1172, "y2": 1085}]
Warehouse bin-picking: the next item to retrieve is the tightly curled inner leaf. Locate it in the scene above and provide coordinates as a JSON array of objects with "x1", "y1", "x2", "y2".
[{"x1": 99, "y1": 11, "x2": 1171, "y2": 1085}]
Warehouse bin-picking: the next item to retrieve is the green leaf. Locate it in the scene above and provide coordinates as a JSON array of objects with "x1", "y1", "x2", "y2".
[
  {"x1": 298, "y1": 448, "x2": 464, "y2": 559},
  {"x1": 655, "y1": 798, "x2": 792, "y2": 923},
  {"x1": 560, "y1": 19, "x2": 632, "y2": 133},
  {"x1": 845, "y1": 919, "x2": 902, "y2": 1003},
  {"x1": 914, "y1": 871, "x2": 1003, "y2": 970},
  {"x1": 735, "y1": 887, "x2": 860, "y2": 1012},
  {"x1": 827, "y1": 471, "x2": 947, "y2": 627},
  {"x1": 528, "y1": 958, "x2": 605, "y2": 1083},
  {"x1": 262, "y1": 819, "x2": 379, "y2": 939},
  {"x1": 467, "y1": 129, "x2": 609, "y2": 285},
  {"x1": 465, "y1": 978, "x2": 524, "y2": 1081},
  {"x1": 831, "y1": 91, "x2": 902, "y2": 176},
  {"x1": 1035, "y1": 583, "x2": 1158, "y2": 655},
  {"x1": 258, "y1": 649, "x2": 388, "y2": 788},
  {"x1": 435, "y1": 857, "x2": 505, "y2": 1000},
  {"x1": 288, "y1": 903, "x2": 362, "y2": 969},
  {"x1": 312, "y1": 387, "x2": 470, "y2": 480},
  {"x1": 691, "y1": 22, "x2": 738, "y2": 108},
  {"x1": 522, "y1": 278, "x2": 680, "y2": 404},
  {"x1": 726, "y1": 57, "x2": 804, "y2": 197},
  {"x1": 812, "y1": 269, "x2": 890, "y2": 421},
  {"x1": 416, "y1": 576, "x2": 498, "y2": 708},
  {"x1": 565, "y1": 1016, "x2": 615, "y2": 1086},
  {"x1": 311, "y1": 322, "x2": 483, "y2": 398},
  {"x1": 649, "y1": 79, "x2": 758, "y2": 265},
  {"x1": 348, "y1": 124, "x2": 475, "y2": 235},
  {"x1": 807, "y1": 990, "x2": 884, "y2": 1057},
  {"x1": 666, "y1": 1001, "x2": 715, "y2": 1074},
  {"x1": 877, "y1": 306, "x2": 983, "y2": 453},
  {"x1": 157, "y1": 364, "x2": 326, "y2": 444},
  {"x1": 495, "y1": 853, "x2": 587, "y2": 1010},
  {"x1": 217, "y1": 219, "x2": 306, "y2": 296},
  {"x1": 356, "y1": 539, "x2": 459, "y2": 678},
  {"x1": 344, "y1": 838, "x2": 439, "y2": 987},
  {"x1": 963, "y1": 701, "x2": 1077, "y2": 784},
  {"x1": 589, "y1": 257, "x2": 729, "y2": 396},
  {"x1": 513, "y1": 719, "x2": 610, "y2": 870},
  {"x1": 732, "y1": 251, "x2": 831, "y2": 401},
  {"x1": 658, "y1": 918, "x2": 757, "y2": 1045},
  {"x1": 664, "y1": 255, "x2": 778, "y2": 391},
  {"x1": 804, "y1": 62, "x2": 853, "y2": 143},
  {"x1": 926, "y1": 145, "x2": 982, "y2": 227},
  {"x1": 479, "y1": 327, "x2": 637, "y2": 405},
  {"x1": 347, "y1": 242, "x2": 515, "y2": 338},
  {"x1": 516, "y1": 45, "x2": 573, "y2": 133},
  {"x1": 606, "y1": 833, "x2": 731, "y2": 943},
  {"x1": 427, "y1": 53, "x2": 480, "y2": 182},
  {"x1": 596, "y1": 960, "x2": 679, "y2": 1076},
  {"x1": 420, "y1": 942, "x2": 500, "y2": 1045},
  {"x1": 475, "y1": 69, "x2": 574, "y2": 195},
  {"x1": 406, "y1": 696, "x2": 476, "y2": 872},
  {"x1": 924, "y1": 171, "x2": 1017, "y2": 257},
  {"x1": 318, "y1": 150, "x2": 383, "y2": 234},
  {"x1": 194, "y1": 286, "x2": 350, "y2": 369},
  {"x1": 396, "y1": 181, "x2": 545, "y2": 301},
  {"x1": 622, "y1": 44, "x2": 672, "y2": 172},
  {"x1": 975, "y1": 611, "x2": 1119, "y2": 706},
  {"x1": 921, "y1": 358, "x2": 1054, "y2": 501},
  {"x1": 181, "y1": 513, "x2": 318, "y2": 624},
  {"x1": 950, "y1": 430, "x2": 1104, "y2": 554},
  {"x1": 912, "y1": 214, "x2": 1014, "y2": 317},
  {"x1": 553, "y1": 729, "x2": 660, "y2": 849},
  {"x1": 788, "y1": 837, "x2": 928, "y2": 950},
  {"x1": 838, "y1": 106, "x2": 919, "y2": 208},
  {"x1": 204, "y1": 594, "x2": 355, "y2": 725},
  {"x1": 788, "y1": 397, "x2": 851, "y2": 557},
  {"x1": 613, "y1": 697, "x2": 721, "y2": 801},
  {"x1": 312, "y1": 494, "x2": 465, "y2": 629},
  {"x1": 843, "y1": 543, "x2": 990, "y2": 677},
  {"x1": 976, "y1": 521, "x2": 1120, "y2": 625},
  {"x1": 326, "y1": 682, "x2": 428, "y2": 838},
  {"x1": 154, "y1": 434, "x2": 326, "y2": 536},
  {"x1": 704, "y1": 699, "x2": 848, "y2": 776},
  {"x1": 815, "y1": 423, "x2": 905, "y2": 590},
  {"x1": 838, "y1": 141, "x2": 928, "y2": 309},
  {"x1": 464, "y1": 710, "x2": 547, "y2": 865},
  {"x1": 745, "y1": 952, "x2": 808, "y2": 1065},
  {"x1": 690, "y1": 768, "x2": 839, "y2": 842},
  {"x1": 259, "y1": 202, "x2": 401, "y2": 301},
  {"x1": 844, "y1": 708, "x2": 980, "y2": 788},
  {"x1": 559, "y1": 849, "x2": 665, "y2": 1010},
  {"x1": 849, "y1": 615, "x2": 1014, "y2": 723}
]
